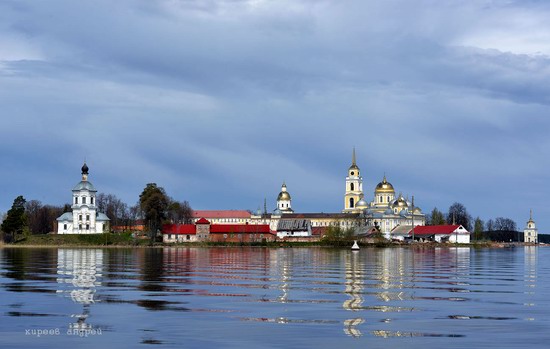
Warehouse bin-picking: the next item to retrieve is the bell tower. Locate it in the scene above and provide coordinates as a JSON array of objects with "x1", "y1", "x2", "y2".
[{"x1": 343, "y1": 148, "x2": 364, "y2": 212}]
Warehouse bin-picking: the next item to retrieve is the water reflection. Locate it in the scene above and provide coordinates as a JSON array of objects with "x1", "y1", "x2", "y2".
[
  {"x1": 1, "y1": 246, "x2": 549, "y2": 347},
  {"x1": 56, "y1": 249, "x2": 103, "y2": 333},
  {"x1": 524, "y1": 246, "x2": 537, "y2": 315},
  {"x1": 343, "y1": 251, "x2": 364, "y2": 337}
]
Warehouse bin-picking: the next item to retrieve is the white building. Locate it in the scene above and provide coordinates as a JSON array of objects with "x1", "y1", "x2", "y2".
[
  {"x1": 276, "y1": 182, "x2": 293, "y2": 213},
  {"x1": 524, "y1": 210, "x2": 538, "y2": 244},
  {"x1": 342, "y1": 149, "x2": 426, "y2": 237},
  {"x1": 56, "y1": 163, "x2": 110, "y2": 234}
]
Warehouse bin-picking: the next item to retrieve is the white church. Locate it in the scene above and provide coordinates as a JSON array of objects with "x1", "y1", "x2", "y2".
[{"x1": 56, "y1": 163, "x2": 110, "y2": 234}]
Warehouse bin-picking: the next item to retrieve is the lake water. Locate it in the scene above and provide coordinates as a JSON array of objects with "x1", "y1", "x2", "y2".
[{"x1": 0, "y1": 246, "x2": 548, "y2": 348}]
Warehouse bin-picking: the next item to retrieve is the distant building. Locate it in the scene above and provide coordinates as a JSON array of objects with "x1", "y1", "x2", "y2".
[
  {"x1": 406, "y1": 225, "x2": 470, "y2": 243},
  {"x1": 524, "y1": 210, "x2": 538, "y2": 244},
  {"x1": 276, "y1": 219, "x2": 311, "y2": 239},
  {"x1": 191, "y1": 210, "x2": 251, "y2": 224},
  {"x1": 276, "y1": 182, "x2": 293, "y2": 213},
  {"x1": 163, "y1": 218, "x2": 275, "y2": 243},
  {"x1": 56, "y1": 163, "x2": 109, "y2": 234},
  {"x1": 342, "y1": 149, "x2": 426, "y2": 237}
]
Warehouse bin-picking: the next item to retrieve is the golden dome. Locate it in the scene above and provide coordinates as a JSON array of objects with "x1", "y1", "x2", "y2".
[
  {"x1": 277, "y1": 191, "x2": 291, "y2": 201},
  {"x1": 277, "y1": 182, "x2": 291, "y2": 201},
  {"x1": 392, "y1": 194, "x2": 408, "y2": 208},
  {"x1": 375, "y1": 175, "x2": 395, "y2": 193}
]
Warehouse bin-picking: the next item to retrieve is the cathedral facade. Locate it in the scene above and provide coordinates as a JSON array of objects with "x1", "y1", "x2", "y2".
[
  {"x1": 56, "y1": 163, "x2": 110, "y2": 234},
  {"x1": 342, "y1": 149, "x2": 425, "y2": 236}
]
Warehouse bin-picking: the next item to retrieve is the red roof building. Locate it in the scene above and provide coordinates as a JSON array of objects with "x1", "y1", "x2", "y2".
[
  {"x1": 409, "y1": 225, "x2": 470, "y2": 243},
  {"x1": 163, "y1": 218, "x2": 275, "y2": 243}
]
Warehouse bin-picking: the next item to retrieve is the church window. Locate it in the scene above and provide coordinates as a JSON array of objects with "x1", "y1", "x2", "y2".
[
  {"x1": 79, "y1": 224, "x2": 82, "y2": 230},
  {"x1": 63, "y1": 224, "x2": 67, "y2": 230},
  {"x1": 350, "y1": 198, "x2": 354, "y2": 208},
  {"x1": 79, "y1": 214, "x2": 82, "y2": 221},
  {"x1": 351, "y1": 171, "x2": 354, "y2": 175},
  {"x1": 86, "y1": 214, "x2": 90, "y2": 221},
  {"x1": 75, "y1": 197, "x2": 78, "y2": 204},
  {"x1": 186, "y1": 235, "x2": 190, "y2": 240},
  {"x1": 86, "y1": 224, "x2": 89, "y2": 230},
  {"x1": 82, "y1": 197, "x2": 86, "y2": 204},
  {"x1": 387, "y1": 196, "x2": 390, "y2": 202},
  {"x1": 350, "y1": 183, "x2": 354, "y2": 191},
  {"x1": 91, "y1": 197, "x2": 94, "y2": 205}
]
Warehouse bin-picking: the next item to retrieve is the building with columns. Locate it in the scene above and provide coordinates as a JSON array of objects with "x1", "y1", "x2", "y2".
[
  {"x1": 56, "y1": 163, "x2": 110, "y2": 234},
  {"x1": 524, "y1": 210, "x2": 538, "y2": 243}
]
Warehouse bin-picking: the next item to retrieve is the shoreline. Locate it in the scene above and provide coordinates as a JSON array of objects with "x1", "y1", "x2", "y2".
[{"x1": 0, "y1": 241, "x2": 534, "y2": 249}]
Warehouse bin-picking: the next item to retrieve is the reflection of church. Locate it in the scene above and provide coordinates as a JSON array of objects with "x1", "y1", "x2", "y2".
[{"x1": 56, "y1": 249, "x2": 103, "y2": 333}]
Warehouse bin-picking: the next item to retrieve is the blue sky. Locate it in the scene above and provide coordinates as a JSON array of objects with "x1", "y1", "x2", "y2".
[{"x1": 1, "y1": 0, "x2": 549, "y2": 231}]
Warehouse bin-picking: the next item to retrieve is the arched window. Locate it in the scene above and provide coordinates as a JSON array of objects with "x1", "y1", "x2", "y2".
[
  {"x1": 350, "y1": 198, "x2": 355, "y2": 208},
  {"x1": 75, "y1": 197, "x2": 78, "y2": 204},
  {"x1": 350, "y1": 183, "x2": 354, "y2": 191}
]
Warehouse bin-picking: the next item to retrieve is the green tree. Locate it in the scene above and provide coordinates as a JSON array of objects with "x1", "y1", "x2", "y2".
[
  {"x1": 1, "y1": 196, "x2": 27, "y2": 242},
  {"x1": 428, "y1": 207, "x2": 446, "y2": 225},
  {"x1": 139, "y1": 183, "x2": 169, "y2": 243},
  {"x1": 473, "y1": 217, "x2": 484, "y2": 241}
]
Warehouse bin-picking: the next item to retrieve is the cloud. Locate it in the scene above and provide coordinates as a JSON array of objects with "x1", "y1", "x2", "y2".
[{"x1": 0, "y1": 0, "x2": 549, "y2": 229}]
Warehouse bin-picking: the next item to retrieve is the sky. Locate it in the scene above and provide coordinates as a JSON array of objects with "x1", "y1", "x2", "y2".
[{"x1": 1, "y1": 0, "x2": 549, "y2": 231}]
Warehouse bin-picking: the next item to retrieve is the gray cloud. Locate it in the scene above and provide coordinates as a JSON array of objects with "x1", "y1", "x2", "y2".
[{"x1": 1, "y1": 0, "x2": 549, "y2": 230}]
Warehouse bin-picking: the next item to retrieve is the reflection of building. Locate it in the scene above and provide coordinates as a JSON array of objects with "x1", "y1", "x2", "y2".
[
  {"x1": 56, "y1": 249, "x2": 103, "y2": 332},
  {"x1": 56, "y1": 163, "x2": 109, "y2": 234},
  {"x1": 343, "y1": 251, "x2": 365, "y2": 337},
  {"x1": 524, "y1": 210, "x2": 538, "y2": 243},
  {"x1": 524, "y1": 246, "x2": 537, "y2": 313}
]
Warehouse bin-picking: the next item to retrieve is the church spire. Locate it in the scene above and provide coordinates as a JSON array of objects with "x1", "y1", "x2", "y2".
[{"x1": 352, "y1": 147, "x2": 356, "y2": 166}]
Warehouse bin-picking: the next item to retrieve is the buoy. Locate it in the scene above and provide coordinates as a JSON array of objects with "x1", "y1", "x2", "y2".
[{"x1": 351, "y1": 240, "x2": 360, "y2": 250}]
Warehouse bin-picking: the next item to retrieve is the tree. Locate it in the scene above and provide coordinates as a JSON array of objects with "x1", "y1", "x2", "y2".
[
  {"x1": 428, "y1": 207, "x2": 446, "y2": 225},
  {"x1": 486, "y1": 219, "x2": 494, "y2": 232},
  {"x1": 23, "y1": 200, "x2": 65, "y2": 235},
  {"x1": 139, "y1": 183, "x2": 169, "y2": 242},
  {"x1": 446, "y1": 202, "x2": 472, "y2": 231},
  {"x1": 473, "y1": 217, "x2": 484, "y2": 241},
  {"x1": 97, "y1": 193, "x2": 129, "y2": 227},
  {"x1": 1, "y1": 196, "x2": 27, "y2": 241},
  {"x1": 493, "y1": 217, "x2": 517, "y2": 231},
  {"x1": 167, "y1": 199, "x2": 194, "y2": 224}
]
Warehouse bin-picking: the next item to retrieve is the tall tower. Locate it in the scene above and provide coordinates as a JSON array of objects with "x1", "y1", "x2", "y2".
[
  {"x1": 523, "y1": 210, "x2": 538, "y2": 243},
  {"x1": 343, "y1": 148, "x2": 364, "y2": 212},
  {"x1": 276, "y1": 182, "x2": 293, "y2": 213}
]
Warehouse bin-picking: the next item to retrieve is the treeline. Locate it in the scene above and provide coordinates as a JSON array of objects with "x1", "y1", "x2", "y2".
[
  {"x1": 0, "y1": 182, "x2": 193, "y2": 243},
  {"x1": 427, "y1": 202, "x2": 519, "y2": 241}
]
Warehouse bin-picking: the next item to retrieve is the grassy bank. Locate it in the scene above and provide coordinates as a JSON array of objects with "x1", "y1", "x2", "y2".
[
  {"x1": 10, "y1": 232, "x2": 151, "y2": 247},
  {"x1": 4, "y1": 233, "x2": 501, "y2": 248}
]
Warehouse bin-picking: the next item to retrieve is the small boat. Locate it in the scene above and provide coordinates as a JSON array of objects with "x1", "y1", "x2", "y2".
[{"x1": 351, "y1": 240, "x2": 360, "y2": 250}]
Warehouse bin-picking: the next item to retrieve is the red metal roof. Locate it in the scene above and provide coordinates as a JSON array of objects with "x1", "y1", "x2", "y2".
[
  {"x1": 411, "y1": 225, "x2": 463, "y2": 236},
  {"x1": 210, "y1": 224, "x2": 271, "y2": 234},
  {"x1": 192, "y1": 210, "x2": 251, "y2": 219},
  {"x1": 163, "y1": 224, "x2": 196, "y2": 234},
  {"x1": 196, "y1": 218, "x2": 210, "y2": 224}
]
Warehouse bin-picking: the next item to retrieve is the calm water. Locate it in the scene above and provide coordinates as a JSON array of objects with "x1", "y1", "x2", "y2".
[{"x1": 0, "y1": 246, "x2": 548, "y2": 349}]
